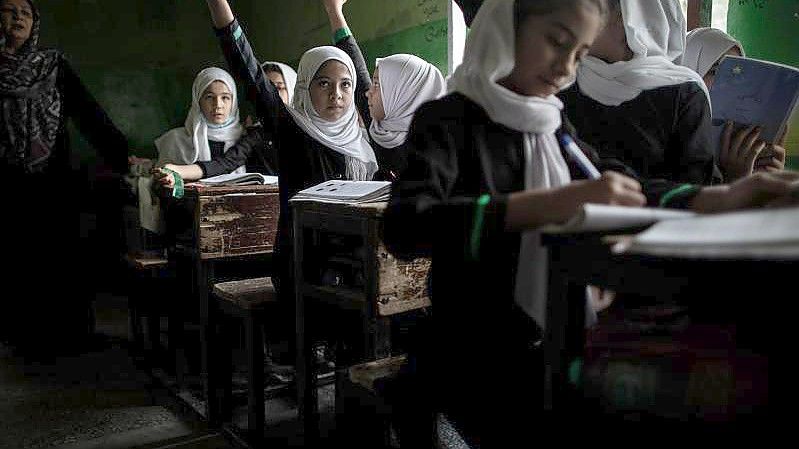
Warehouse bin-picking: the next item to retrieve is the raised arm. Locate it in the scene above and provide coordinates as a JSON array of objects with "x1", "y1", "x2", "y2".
[
  {"x1": 206, "y1": 0, "x2": 234, "y2": 28},
  {"x1": 205, "y1": 0, "x2": 284, "y2": 124},
  {"x1": 323, "y1": 0, "x2": 372, "y2": 126}
]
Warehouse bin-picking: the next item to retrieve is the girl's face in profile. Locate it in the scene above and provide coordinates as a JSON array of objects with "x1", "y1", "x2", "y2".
[
  {"x1": 365, "y1": 67, "x2": 386, "y2": 121},
  {"x1": 309, "y1": 60, "x2": 353, "y2": 122},
  {"x1": 266, "y1": 70, "x2": 289, "y2": 105},
  {"x1": 199, "y1": 80, "x2": 233, "y2": 125},
  {"x1": 501, "y1": 2, "x2": 603, "y2": 98}
]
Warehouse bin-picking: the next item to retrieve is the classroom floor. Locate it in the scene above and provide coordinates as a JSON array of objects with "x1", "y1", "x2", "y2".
[
  {"x1": 0, "y1": 291, "x2": 470, "y2": 449},
  {"x1": 0, "y1": 292, "x2": 232, "y2": 449}
]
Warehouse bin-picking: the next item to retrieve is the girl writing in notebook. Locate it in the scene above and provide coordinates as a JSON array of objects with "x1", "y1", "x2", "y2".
[
  {"x1": 322, "y1": 0, "x2": 446, "y2": 179},
  {"x1": 384, "y1": 0, "x2": 799, "y2": 445},
  {"x1": 682, "y1": 27, "x2": 787, "y2": 180}
]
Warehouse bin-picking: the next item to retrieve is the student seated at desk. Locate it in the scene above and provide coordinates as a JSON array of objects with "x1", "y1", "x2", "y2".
[
  {"x1": 560, "y1": 0, "x2": 724, "y2": 188},
  {"x1": 204, "y1": 0, "x2": 378, "y2": 352},
  {"x1": 0, "y1": 0, "x2": 135, "y2": 353},
  {"x1": 682, "y1": 27, "x2": 787, "y2": 180},
  {"x1": 154, "y1": 67, "x2": 277, "y2": 187},
  {"x1": 383, "y1": 0, "x2": 799, "y2": 444},
  {"x1": 322, "y1": 0, "x2": 446, "y2": 180}
]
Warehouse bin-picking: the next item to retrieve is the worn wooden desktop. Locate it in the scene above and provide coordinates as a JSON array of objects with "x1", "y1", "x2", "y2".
[
  {"x1": 542, "y1": 231, "x2": 792, "y2": 417},
  {"x1": 164, "y1": 183, "x2": 279, "y2": 424},
  {"x1": 291, "y1": 200, "x2": 431, "y2": 440}
]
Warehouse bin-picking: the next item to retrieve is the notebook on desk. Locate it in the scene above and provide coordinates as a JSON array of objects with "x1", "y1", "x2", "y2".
[
  {"x1": 541, "y1": 203, "x2": 695, "y2": 234},
  {"x1": 290, "y1": 180, "x2": 391, "y2": 204},
  {"x1": 620, "y1": 206, "x2": 799, "y2": 259},
  {"x1": 196, "y1": 172, "x2": 278, "y2": 186}
]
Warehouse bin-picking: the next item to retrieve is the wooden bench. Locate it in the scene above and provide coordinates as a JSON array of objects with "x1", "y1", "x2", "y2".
[
  {"x1": 337, "y1": 355, "x2": 411, "y2": 448},
  {"x1": 212, "y1": 277, "x2": 277, "y2": 444}
]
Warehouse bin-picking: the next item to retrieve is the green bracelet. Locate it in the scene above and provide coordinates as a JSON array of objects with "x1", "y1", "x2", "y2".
[
  {"x1": 163, "y1": 168, "x2": 184, "y2": 199},
  {"x1": 659, "y1": 184, "x2": 699, "y2": 208},
  {"x1": 333, "y1": 27, "x2": 352, "y2": 44},
  {"x1": 469, "y1": 194, "x2": 491, "y2": 262}
]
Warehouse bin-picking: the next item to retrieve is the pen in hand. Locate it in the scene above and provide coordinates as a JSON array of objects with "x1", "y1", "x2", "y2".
[{"x1": 559, "y1": 134, "x2": 601, "y2": 180}]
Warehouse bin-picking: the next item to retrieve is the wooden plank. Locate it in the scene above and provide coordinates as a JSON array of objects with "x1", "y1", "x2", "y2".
[
  {"x1": 197, "y1": 192, "x2": 279, "y2": 259},
  {"x1": 376, "y1": 243, "x2": 431, "y2": 316},
  {"x1": 184, "y1": 183, "x2": 279, "y2": 197}
]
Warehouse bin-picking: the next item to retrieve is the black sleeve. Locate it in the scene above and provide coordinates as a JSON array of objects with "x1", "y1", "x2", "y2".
[
  {"x1": 243, "y1": 125, "x2": 278, "y2": 175},
  {"x1": 196, "y1": 130, "x2": 261, "y2": 178},
  {"x1": 59, "y1": 57, "x2": 129, "y2": 174},
  {"x1": 214, "y1": 19, "x2": 286, "y2": 128},
  {"x1": 384, "y1": 103, "x2": 508, "y2": 261},
  {"x1": 335, "y1": 34, "x2": 372, "y2": 127},
  {"x1": 562, "y1": 116, "x2": 699, "y2": 208},
  {"x1": 671, "y1": 83, "x2": 722, "y2": 185}
]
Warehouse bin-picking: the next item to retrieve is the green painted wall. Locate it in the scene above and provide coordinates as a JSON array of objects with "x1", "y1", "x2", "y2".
[
  {"x1": 35, "y1": 1, "x2": 263, "y2": 161},
  {"x1": 727, "y1": 0, "x2": 799, "y2": 169},
  {"x1": 247, "y1": 0, "x2": 448, "y2": 73},
  {"x1": 33, "y1": 0, "x2": 448, "y2": 164}
]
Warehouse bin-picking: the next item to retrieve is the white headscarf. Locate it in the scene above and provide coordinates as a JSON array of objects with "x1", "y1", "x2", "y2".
[
  {"x1": 368, "y1": 54, "x2": 446, "y2": 149},
  {"x1": 449, "y1": 0, "x2": 572, "y2": 329},
  {"x1": 263, "y1": 61, "x2": 298, "y2": 105},
  {"x1": 682, "y1": 27, "x2": 746, "y2": 78},
  {"x1": 155, "y1": 67, "x2": 244, "y2": 173},
  {"x1": 288, "y1": 46, "x2": 377, "y2": 180},
  {"x1": 577, "y1": 0, "x2": 710, "y2": 106}
]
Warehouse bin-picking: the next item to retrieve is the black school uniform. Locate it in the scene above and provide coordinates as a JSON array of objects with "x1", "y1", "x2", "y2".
[
  {"x1": 214, "y1": 19, "x2": 348, "y2": 302},
  {"x1": 383, "y1": 92, "x2": 700, "y2": 446},
  {"x1": 560, "y1": 82, "x2": 722, "y2": 185}
]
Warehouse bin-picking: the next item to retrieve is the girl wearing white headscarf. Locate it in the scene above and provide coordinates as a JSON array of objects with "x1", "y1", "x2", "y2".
[
  {"x1": 262, "y1": 61, "x2": 297, "y2": 105},
  {"x1": 682, "y1": 27, "x2": 745, "y2": 87},
  {"x1": 323, "y1": 0, "x2": 446, "y2": 179},
  {"x1": 368, "y1": 55, "x2": 446, "y2": 151},
  {"x1": 205, "y1": 0, "x2": 377, "y2": 332},
  {"x1": 561, "y1": 0, "x2": 721, "y2": 186},
  {"x1": 681, "y1": 27, "x2": 786, "y2": 179},
  {"x1": 382, "y1": 0, "x2": 661, "y2": 445},
  {"x1": 155, "y1": 67, "x2": 245, "y2": 174}
]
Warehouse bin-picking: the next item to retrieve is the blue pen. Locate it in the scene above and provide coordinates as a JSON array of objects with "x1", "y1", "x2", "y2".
[{"x1": 559, "y1": 133, "x2": 601, "y2": 180}]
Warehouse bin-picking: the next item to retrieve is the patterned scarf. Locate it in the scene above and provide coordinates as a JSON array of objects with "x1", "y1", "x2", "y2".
[{"x1": 0, "y1": 0, "x2": 63, "y2": 172}]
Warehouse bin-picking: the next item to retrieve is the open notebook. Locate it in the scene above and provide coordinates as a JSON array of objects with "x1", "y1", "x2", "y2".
[
  {"x1": 290, "y1": 181, "x2": 391, "y2": 204},
  {"x1": 196, "y1": 172, "x2": 278, "y2": 186},
  {"x1": 621, "y1": 206, "x2": 799, "y2": 259},
  {"x1": 541, "y1": 204, "x2": 695, "y2": 234}
]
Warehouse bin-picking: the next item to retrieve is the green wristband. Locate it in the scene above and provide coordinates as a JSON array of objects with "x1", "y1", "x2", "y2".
[
  {"x1": 163, "y1": 168, "x2": 184, "y2": 199},
  {"x1": 659, "y1": 184, "x2": 699, "y2": 208},
  {"x1": 469, "y1": 194, "x2": 491, "y2": 262},
  {"x1": 333, "y1": 27, "x2": 352, "y2": 44}
]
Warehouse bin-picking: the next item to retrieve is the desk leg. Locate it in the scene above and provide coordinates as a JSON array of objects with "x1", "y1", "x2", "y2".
[
  {"x1": 198, "y1": 258, "x2": 220, "y2": 426},
  {"x1": 294, "y1": 218, "x2": 319, "y2": 443},
  {"x1": 245, "y1": 312, "x2": 265, "y2": 443}
]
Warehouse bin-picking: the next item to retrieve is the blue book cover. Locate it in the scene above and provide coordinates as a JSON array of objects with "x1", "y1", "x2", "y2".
[{"x1": 710, "y1": 55, "x2": 799, "y2": 148}]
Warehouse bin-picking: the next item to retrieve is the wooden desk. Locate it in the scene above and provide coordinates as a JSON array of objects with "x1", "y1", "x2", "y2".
[
  {"x1": 291, "y1": 200, "x2": 431, "y2": 440},
  {"x1": 542, "y1": 232, "x2": 792, "y2": 419},
  {"x1": 164, "y1": 183, "x2": 279, "y2": 425}
]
